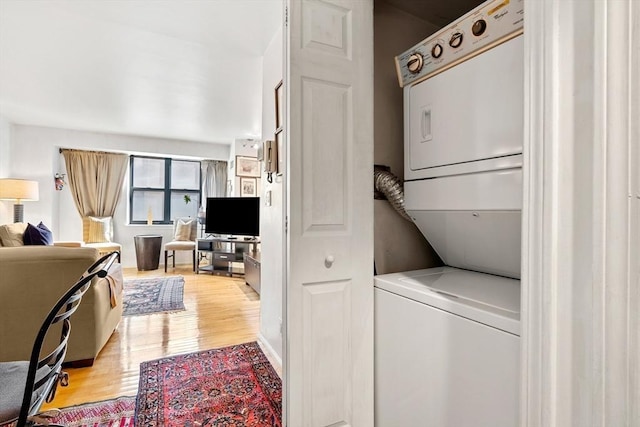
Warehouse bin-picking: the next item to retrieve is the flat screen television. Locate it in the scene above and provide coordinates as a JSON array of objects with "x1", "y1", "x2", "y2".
[{"x1": 205, "y1": 197, "x2": 260, "y2": 237}]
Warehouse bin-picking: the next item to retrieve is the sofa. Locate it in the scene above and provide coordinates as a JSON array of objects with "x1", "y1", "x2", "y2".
[{"x1": 0, "y1": 245, "x2": 123, "y2": 365}]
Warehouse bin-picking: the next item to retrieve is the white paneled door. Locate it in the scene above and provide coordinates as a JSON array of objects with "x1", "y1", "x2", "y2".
[{"x1": 284, "y1": 0, "x2": 374, "y2": 425}]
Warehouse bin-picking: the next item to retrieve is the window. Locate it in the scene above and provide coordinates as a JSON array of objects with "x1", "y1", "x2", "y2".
[{"x1": 130, "y1": 156, "x2": 201, "y2": 224}]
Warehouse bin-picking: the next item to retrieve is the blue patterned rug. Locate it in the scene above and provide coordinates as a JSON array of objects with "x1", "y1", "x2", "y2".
[{"x1": 122, "y1": 276, "x2": 185, "y2": 316}]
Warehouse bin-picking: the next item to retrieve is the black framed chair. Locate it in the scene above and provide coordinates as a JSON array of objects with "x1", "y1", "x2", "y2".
[{"x1": 0, "y1": 251, "x2": 120, "y2": 427}]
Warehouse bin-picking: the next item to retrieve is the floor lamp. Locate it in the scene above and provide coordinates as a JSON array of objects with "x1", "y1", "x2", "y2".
[{"x1": 0, "y1": 179, "x2": 39, "y2": 223}]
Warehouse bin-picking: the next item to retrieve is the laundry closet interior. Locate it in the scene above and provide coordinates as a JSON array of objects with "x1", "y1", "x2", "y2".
[{"x1": 372, "y1": 0, "x2": 524, "y2": 425}]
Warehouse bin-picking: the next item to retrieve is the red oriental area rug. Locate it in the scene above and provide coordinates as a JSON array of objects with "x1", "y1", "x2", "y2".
[
  {"x1": 0, "y1": 396, "x2": 134, "y2": 427},
  {"x1": 47, "y1": 396, "x2": 135, "y2": 427},
  {"x1": 135, "y1": 342, "x2": 282, "y2": 426},
  {"x1": 28, "y1": 396, "x2": 134, "y2": 427}
]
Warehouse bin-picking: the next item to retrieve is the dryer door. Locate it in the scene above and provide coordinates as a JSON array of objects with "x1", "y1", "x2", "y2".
[{"x1": 407, "y1": 35, "x2": 523, "y2": 176}]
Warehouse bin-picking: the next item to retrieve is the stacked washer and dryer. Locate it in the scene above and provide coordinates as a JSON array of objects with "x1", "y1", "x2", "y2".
[{"x1": 374, "y1": 1, "x2": 524, "y2": 426}]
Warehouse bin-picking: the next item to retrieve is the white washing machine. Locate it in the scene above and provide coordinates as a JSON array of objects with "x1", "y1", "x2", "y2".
[
  {"x1": 375, "y1": 0, "x2": 524, "y2": 425},
  {"x1": 375, "y1": 269, "x2": 520, "y2": 426}
]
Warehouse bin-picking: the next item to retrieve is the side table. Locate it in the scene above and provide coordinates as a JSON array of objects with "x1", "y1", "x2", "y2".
[{"x1": 134, "y1": 234, "x2": 163, "y2": 271}]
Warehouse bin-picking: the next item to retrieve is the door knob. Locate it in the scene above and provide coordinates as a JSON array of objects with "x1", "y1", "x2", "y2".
[{"x1": 325, "y1": 255, "x2": 335, "y2": 268}]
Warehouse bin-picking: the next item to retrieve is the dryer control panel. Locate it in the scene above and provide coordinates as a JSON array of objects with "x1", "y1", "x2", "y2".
[{"x1": 395, "y1": 0, "x2": 523, "y2": 88}]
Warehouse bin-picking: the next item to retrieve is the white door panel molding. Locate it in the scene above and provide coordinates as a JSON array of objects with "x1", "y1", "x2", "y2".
[{"x1": 523, "y1": 0, "x2": 639, "y2": 425}]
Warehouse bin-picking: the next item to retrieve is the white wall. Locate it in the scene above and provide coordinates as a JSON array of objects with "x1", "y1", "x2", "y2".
[
  {"x1": 0, "y1": 116, "x2": 11, "y2": 221},
  {"x1": 8, "y1": 124, "x2": 229, "y2": 267},
  {"x1": 0, "y1": 116, "x2": 10, "y2": 176},
  {"x1": 373, "y1": 1, "x2": 442, "y2": 274},
  {"x1": 259, "y1": 24, "x2": 284, "y2": 362}
]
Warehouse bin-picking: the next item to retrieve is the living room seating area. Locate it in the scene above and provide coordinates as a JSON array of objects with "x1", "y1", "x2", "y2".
[
  {"x1": 40, "y1": 265, "x2": 263, "y2": 412},
  {"x1": 0, "y1": 251, "x2": 120, "y2": 427}
]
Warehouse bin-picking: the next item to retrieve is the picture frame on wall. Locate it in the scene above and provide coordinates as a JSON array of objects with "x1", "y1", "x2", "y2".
[
  {"x1": 275, "y1": 80, "x2": 283, "y2": 131},
  {"x1": 240, "y1": 177, "x2": 257, "y2": 197},
  {"x1": 235, "y1": 155, "x2": 260, "y2": 178},
  {"x1": 275, "y1": 129, "x2": 284, "y2": 176}
]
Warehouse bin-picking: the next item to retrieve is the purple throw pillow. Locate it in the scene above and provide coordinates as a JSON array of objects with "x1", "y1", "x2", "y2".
[{"x1": 23, "y1": 222, "x2": 53, "y2": 246}]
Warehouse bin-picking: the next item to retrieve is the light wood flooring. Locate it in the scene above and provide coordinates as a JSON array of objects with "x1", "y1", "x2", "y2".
[{"x1": 44, "y1": 265, "x2": 262, "y2": 409}]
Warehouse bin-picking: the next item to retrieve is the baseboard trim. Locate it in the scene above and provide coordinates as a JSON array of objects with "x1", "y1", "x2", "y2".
[{"x1": 257, "y1": 333, "x2": 282, "y2": 376}]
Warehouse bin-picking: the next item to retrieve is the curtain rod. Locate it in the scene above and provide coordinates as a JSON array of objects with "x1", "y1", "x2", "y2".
[
  {"x1": 59, "y1": 148, "x2": 224, "y2": 162},
  {"x1": 59, "y1": 148, "x2": 127, "y2": 156}
]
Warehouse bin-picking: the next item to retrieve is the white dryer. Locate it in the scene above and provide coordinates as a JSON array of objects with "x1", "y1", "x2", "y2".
[{"x1": 375, "y1": 0, "x2": 525, "y2": 425}]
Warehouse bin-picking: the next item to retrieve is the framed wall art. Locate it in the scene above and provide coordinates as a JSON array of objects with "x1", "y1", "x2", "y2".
[
  {"x1": 235, "y1": 155, "x2": 260, "y2": 178},
  {"x1": 240, "y1": 177, "x2": 257, "y2": 197}
]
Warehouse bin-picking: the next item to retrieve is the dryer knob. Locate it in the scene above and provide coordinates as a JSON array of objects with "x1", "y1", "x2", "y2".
[
  {"x1": 472, "y1": 19, "x2": 487, "y2": 36},
  {"x1": 431, "y1": 43, "x2": 443, "y2": 59},
  {"x1": 407, "y1": 53, "x2": 424, "y2": 74},
  {"x1": 449, "y1": 32, "x2": 464, "y2": 48}
]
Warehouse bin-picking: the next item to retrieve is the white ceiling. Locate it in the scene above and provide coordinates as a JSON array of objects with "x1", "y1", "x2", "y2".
[{"x1": 0, "y1": 0, "x2": 282, "y2": 145}]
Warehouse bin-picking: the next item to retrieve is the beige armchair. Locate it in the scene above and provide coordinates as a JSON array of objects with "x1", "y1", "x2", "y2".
[
  {"x1": 164, "y1": 217, "x2": 197, "y2": 272},
  {"x1": 82, "y1": 216, "x2": 122, "y2": 258}
]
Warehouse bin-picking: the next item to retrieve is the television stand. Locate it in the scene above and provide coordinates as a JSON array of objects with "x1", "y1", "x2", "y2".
[{"x1": 196, "y1": 236, "x2": 260, "y2": 277}]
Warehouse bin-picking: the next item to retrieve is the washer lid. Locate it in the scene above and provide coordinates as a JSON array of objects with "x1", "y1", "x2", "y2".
[{"x1": 374, "y1": 267, "x2": 521, "y2": 335}]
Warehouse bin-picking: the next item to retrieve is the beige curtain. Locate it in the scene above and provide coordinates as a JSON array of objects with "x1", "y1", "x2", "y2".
[
  {"x1": 201, "y1": 160, "x2": 228, "y2": 199},
  {"x1": 62, "y1": 149, "x2": 128, "y2": 217}
]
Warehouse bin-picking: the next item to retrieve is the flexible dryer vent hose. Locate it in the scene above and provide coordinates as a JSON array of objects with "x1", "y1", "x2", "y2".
[{"x1": 374, "y1": 169, "x2": 413, "y2": 222}]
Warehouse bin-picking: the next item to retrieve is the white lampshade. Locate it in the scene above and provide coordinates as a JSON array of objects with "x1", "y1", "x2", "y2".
[
  {"x1": 0, "y1": 179, "x2": 39, "y2": 201},
  {"x1": 0, "y1": 179, "x2": 39, "y2": 223}
]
